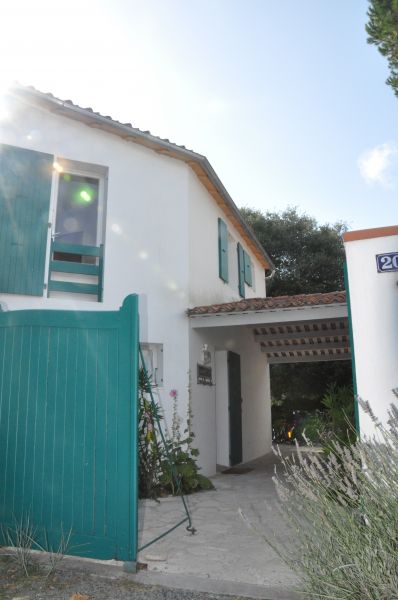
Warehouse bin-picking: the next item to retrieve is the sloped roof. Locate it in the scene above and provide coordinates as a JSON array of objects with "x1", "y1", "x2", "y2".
[
  {"x1": 9, "y1": 84, "x2": 273, "y2": 270},
  {"x1": 187, "y1": 290, "x2": 346, "y2": 316}
]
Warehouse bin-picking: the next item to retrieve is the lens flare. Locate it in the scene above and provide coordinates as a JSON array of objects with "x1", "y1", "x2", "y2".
[{"x1": 80, "y1": 189, "x2": 92, "y2": 202}]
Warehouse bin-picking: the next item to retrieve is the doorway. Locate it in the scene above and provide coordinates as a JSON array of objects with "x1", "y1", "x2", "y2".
[{"x1": 228, "y1": 351, "x2": 243, "y2": 465}]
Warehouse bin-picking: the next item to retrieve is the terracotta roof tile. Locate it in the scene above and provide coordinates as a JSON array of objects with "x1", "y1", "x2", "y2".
[{"x1": 187, "y1": 291, "x2": 346, "y2": 316}]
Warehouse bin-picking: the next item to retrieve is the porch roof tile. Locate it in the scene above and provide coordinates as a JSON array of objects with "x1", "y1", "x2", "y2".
[{"x1": 187, "y1": 290, "x2": 346, "y2": 316}]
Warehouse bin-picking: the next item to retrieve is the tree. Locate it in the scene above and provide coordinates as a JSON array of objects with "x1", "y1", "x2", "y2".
[
  {"x1": 366, "y1": 0, "x2": 398, "y2": 97},
  {"x1": 240, "y1": 206, "x2": 352, "y2": 413},
  {"x1": 241, "y1": 206, "x2": 347, "y2": 297}
]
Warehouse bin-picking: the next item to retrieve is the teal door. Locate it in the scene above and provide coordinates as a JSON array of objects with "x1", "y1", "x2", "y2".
[
  {"x1": 0, "y1": 144, "x2": 53, "y2": 295},
  {"x1": 0, "y1": 295, "x2": 139, "y2": 562},
  {"x1": 228, "y1": 351, "x2": 243, "y2": 465}
]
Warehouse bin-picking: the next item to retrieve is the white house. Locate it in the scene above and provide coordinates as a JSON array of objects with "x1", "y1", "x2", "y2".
[
  {"x1": 0, "y1": 84, "x2": 279, "y2": 475},
  {"x1": 0, "y1": 85, "x2": 352, "y2": 476}
]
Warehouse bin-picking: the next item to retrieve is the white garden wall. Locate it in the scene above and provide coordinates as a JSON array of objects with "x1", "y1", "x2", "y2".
[{"x1": 344, "y1": 227, "x2": 398, "y2": 437}]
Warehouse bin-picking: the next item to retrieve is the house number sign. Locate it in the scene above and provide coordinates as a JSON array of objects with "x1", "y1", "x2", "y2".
[{"x1": 376, "y1": 252, "x2": 398, "y2": 273}]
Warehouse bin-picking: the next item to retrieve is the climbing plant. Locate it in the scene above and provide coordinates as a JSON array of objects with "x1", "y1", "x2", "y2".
[{"x1": 138, "y1": 370, "x2": 213, "y2": 498}]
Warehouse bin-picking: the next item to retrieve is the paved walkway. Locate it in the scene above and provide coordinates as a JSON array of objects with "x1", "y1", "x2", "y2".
[{"x1": 136, "y1": 448, "x2": 301, "y2": 600}]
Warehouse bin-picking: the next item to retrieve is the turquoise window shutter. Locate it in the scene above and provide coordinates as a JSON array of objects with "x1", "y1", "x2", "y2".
[
  {"x1": 244, "y1": 251, "x2": 252, "y2": 286},
  {"x1": 218, "y1": 218, "x2": 229, "y2": 282},
  {"x1": 0, "y1": 144, "x2": 53, "y2": 296},
  {"x1": 237, "y1": 243, "x2": 245, "y2": 298}
]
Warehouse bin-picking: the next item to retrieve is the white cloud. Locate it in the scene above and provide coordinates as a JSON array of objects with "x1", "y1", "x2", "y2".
[{"x1": 358, "y1": 142, "x2": 398, "y2": 187}]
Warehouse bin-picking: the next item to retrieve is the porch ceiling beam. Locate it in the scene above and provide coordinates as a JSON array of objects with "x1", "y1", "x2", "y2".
[
  {"x1": 255, "y1": 331, "x2": 348, "y2": 342},
  {"x1": 261, "y1": 341, "x2": 349, "y2": 352},
  {"x1": 190, "y1": 304, "x2": 348, "y2": 329},
  {"x1": 254, "y1": 316, "x2": 347, "y2": 333},
  {"x1": 267, "y1": 353, "x2": 351, "y2": 364}
]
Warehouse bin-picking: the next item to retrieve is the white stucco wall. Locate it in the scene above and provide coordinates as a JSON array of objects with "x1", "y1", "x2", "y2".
[
  {"x1": 345, "y1": 231, "x2": 398, "y2": 437},
  {"x1": 0, "y1": 93, "x2": 192, "y2": 430},
  {"x1": 189, "y1": 325, "x2": 271, "y2": 475},
  {"x1": 187, "y1": 170, "x2": 266, "y2": 307}
]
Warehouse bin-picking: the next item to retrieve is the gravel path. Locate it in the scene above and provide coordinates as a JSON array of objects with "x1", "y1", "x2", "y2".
[{"x1": 0, "y1": 557, "x2": 257, "y2": 600}]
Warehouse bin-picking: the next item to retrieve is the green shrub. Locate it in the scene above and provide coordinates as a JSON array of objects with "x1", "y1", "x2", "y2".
[
  {"x1": 296, "y1": 411, "x2": 329, "y2": 444},
  {"x1": 296, "y1": 384, "x2": 356, "y2": 448},
  {"x1": 272, "y1": 400, "x2": 398, "y2": 600},
  {"x1": 138, "y1": 371, "x2": 213, "y2": 498}
]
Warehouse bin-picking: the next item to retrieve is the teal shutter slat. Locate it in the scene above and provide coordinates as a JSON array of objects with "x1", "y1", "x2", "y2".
[
  {"x1": 237, "y1": 243, "x2": 245, "y2": 298},
  {"x1": 0, "y1": 144, "x2": 53, "y2": 296},
  {"x1": 244, "y1": 251, "x2": 252, "y2": 286},
  {"x1": 218, "y1": 218, "x2": 229, "y2": 282}
]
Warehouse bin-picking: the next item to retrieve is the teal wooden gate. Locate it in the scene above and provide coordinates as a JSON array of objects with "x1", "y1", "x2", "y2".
[{"x1": 0, "y1": 295, "x2": 139, "y2": 563}]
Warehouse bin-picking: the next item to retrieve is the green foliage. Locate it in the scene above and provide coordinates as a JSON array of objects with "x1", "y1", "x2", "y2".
[
  {"x1": 240, "y1": 206, "x2": 351, "y2": 415},
  {"x1": 296, "y1": 384, "x2": 356, "y2": 447},
  {"x1": 138, "y1": 368, "x2": 164, "y2": 499},
  {"x1": 296, "y1": 412, "x2": 329, "y2": 444},
  {"x1": 240, "y1": 206, "x2": 347, "y2": 297},
  {"x1": 160, "y1": 438, "x2": 214, "y2": 495},
  {"x1": 367, "y1": 0, "x2": 398, "y2": 96},
  {"x1": 271, "y1": 361, "x2": 353, "y2": 414},
  {"x1": 272, "y1": 401, "x2": 398, "y2": 600},
  {"x1": 321, "y1": 383, "x2": 356, "y2": 441},
  {"x1": 138, "y1": 369, "x2": 213, "y2": 498}
]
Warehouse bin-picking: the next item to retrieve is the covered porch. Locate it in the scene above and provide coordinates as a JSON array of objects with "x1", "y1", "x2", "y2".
[{"x1": 188, "y1": 291, "x2": 350, "y2": 475}]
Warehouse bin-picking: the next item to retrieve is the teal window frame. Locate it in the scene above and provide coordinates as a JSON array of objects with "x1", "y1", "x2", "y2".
[
  {"x1": 237, "y1": 243, "x2": 245, "y2": 298},
  {"x1": 244, "y1": 251, "x2": 252, "y2": 286},
  {"x1": 218, "y1": 218, "x2": 229, "y2": 283}
]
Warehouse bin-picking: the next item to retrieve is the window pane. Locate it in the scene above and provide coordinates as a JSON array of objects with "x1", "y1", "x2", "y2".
[{"x1": 55, "y1": 173, "x2": 99, "y2": 246}]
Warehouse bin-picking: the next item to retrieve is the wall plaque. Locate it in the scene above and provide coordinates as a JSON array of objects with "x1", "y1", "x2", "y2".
[{"x1": 197, "y1": 364, "x2": 212, "y2": 385}]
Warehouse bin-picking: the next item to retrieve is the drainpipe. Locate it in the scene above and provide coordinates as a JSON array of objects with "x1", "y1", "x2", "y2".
[{"x1": 265, "y1": 268, "x2": 276, "y2": 281}]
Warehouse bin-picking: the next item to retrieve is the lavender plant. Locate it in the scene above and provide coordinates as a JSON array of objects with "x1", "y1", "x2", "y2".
[{"x1": 272, "y1": 400, "x2": 398, "y2": 600}]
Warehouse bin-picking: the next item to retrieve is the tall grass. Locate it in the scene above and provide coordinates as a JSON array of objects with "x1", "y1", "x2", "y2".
[{"x1": 273, "y1": 401, "x2": 398, "y2": 600}]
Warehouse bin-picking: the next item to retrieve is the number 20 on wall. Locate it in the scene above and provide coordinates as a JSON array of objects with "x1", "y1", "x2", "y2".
[{"x1": 376, "y1": 252, "x2": 398, "y2": 273}]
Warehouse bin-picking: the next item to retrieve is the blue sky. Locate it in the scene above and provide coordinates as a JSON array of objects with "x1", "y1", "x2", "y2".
[{"x1": 0, "y1": 0, "x2": 396, "y2": 230}]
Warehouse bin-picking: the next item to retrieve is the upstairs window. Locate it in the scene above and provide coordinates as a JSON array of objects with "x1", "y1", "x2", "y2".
[
  {"x1": 244, "y1": 251, "x2": 252, "y2": 286},
  {"x1": 54, "y1": 172, "x2": 101, "y2": 261},
  {"x1": 48, "y1": 160, "x2": 106, "y2": 302},
  {"x1": 237, "y1": 243, "x2": 253, "y2": 297},
  {"x1": 237, "y1": 243, "x2": 245, "y2": 298},
  {"x1": 218, "y1": 218, "x2": 229, "y2": 282}
]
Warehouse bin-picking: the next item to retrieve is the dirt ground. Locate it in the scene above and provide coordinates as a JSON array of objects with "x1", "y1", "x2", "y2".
[{"x1": 0, "y1": 555, "x2": 256, "y2": 600}]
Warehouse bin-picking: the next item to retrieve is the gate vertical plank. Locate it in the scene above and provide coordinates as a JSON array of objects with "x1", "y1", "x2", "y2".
[
  {"x1": 24, "y1": 326, "x2": 41, "y2": 520},
  {"x1": 94, "y1": 329, "x2": 109, "y2": 537},
  {"x1": 8, "y1": 327, "x2": 22, "y2": 516},
  {"x1": 32, "y1": 326, "x2": 50, "y2": 525},
  {"x1": 62, "y1": 328, "x2": 78, "y2": 531},
  {"x1": 15, "y1": 326, "x2": 31, "y2": 512},
  {"x1": 51, "y1": 327, "x2": 68, "y2": 532}
]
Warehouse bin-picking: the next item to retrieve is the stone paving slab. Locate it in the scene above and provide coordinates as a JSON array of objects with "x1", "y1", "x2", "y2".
[{"x1": 137, "y1": 449, "x2": 301, "y2": 599}]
